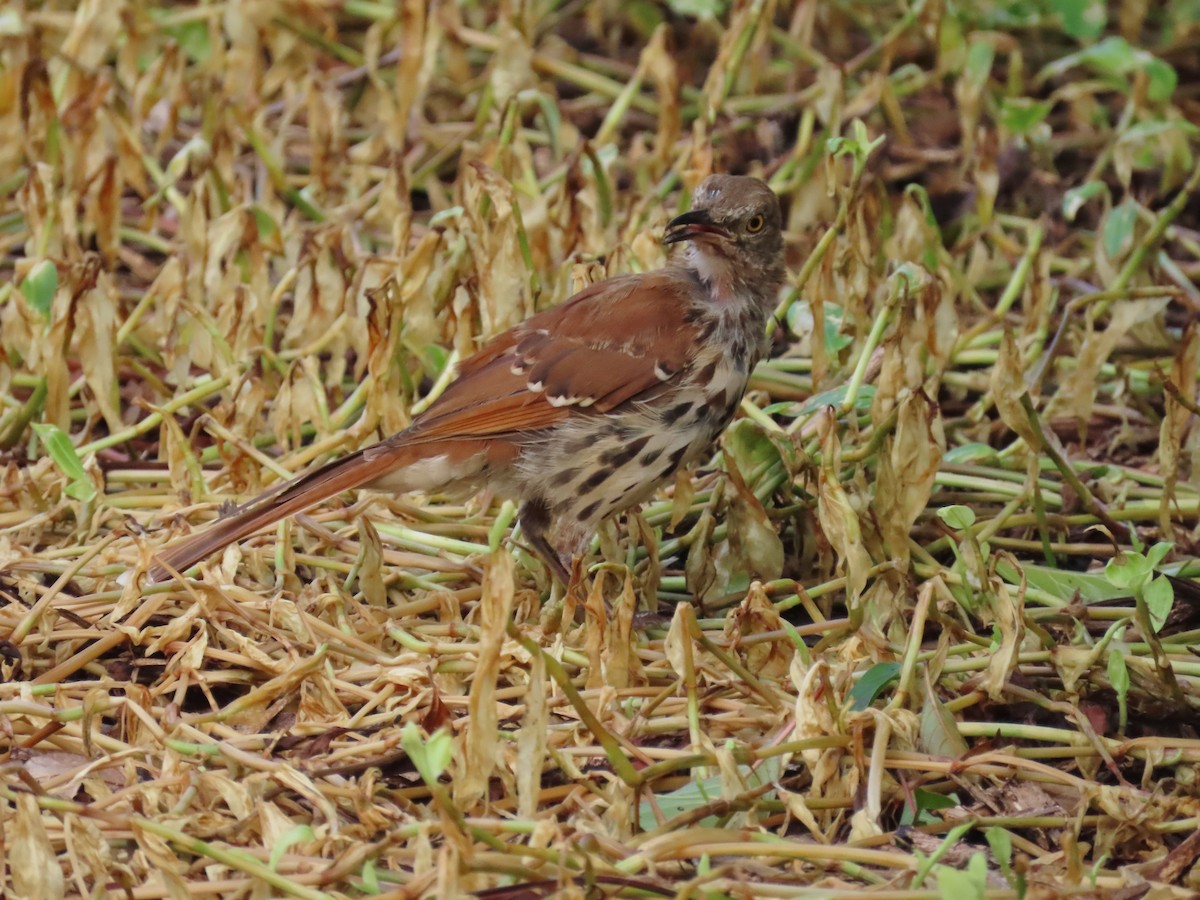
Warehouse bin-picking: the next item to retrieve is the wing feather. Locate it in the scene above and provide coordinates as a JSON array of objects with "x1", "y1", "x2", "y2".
[{"x1": 406, "y1": 270, "x2": 701, "y2": 440}]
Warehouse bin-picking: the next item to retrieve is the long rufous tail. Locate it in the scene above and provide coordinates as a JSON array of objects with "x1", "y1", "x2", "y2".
[{"x1": 147, "y1": 442, "x2": 419, "y2": 583}]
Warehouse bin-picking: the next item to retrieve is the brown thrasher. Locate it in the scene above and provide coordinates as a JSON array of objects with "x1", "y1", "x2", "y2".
[{"x1": 148, "y1": 175, "x2": 785, "y2": 585}]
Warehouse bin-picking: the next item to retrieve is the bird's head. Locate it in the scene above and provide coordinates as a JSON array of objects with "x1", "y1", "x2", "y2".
[
  {"x1": 665, "y1": 175, "x2": 782, "y2": 256},
  {"x1": 663, "y1": 175, "x2": 784, "y2": 303}
]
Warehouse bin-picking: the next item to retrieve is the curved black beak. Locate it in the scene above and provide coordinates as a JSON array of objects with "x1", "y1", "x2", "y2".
[{"x1": 663, "y1": 209, "x2": 728, "y2": 245}]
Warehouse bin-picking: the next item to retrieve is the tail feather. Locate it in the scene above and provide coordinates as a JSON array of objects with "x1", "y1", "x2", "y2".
[{"x1": 148, "y1": 446, "x2": 393, "y2": 583}]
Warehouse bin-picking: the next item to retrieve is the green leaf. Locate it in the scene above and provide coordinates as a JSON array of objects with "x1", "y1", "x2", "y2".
[
  {"x1": 935, "y1": 856, "x2": 987, "y2": 899},
  {"x1": 986, "y1": 825, "x2": 1027, "y2": 896},
  {"x1": 918, "y1": 789, "x2": 958, "y2": 813},
  {"x1": 1076, "y1": 36, "x2": 1138, "y2": 78},
  {"x1": 824, "y1": 313, "x2": 854, "y2": 355},
  {"x1": 943, "y1": 443, "x2": 998, "y2": 464},
  {"x1": 149, "y1": 6, "x2": 212, "y2": 63},
  {"x1": 426, "y1": 729, "x2": 454, "y2": 779},
  {"x1": 998, "y1": 98, "x2": 1052, "y2": 136},
  {"x1": 1101, "y1": 200, "x2": 1138, "y2": 259},
  {"x1": 1144, "y1": 576, "x2": 1174, "y2": 633},
  {"x1": 799, "y1": 383, "x2": 875, "y2": 415},
  {"x1": 1120, "y1": 119, "x2": 1200, "y2": 144},
  {"x1": 724, "y1": 466, "x2": 785, "y2": 582},
  {"x1": 1105, "y1": 551, "x2": 1153, "y2": 592},
  {"x1": 359, "y1": 858, "x2": 380, "y2": 894},
  {"x1": 998, "y1": 559, "x2": 1127, "y2": 602},
  {"x1": 167, "y1": 20, "x2": 212, "y2": 63},
  {"x1": 938, "y1": 9, "x2": 966, "y2": 70},
  {"x1": 1145, "y1": 541, "x2": 1174, "y2": 570},
  {"x1": 891, "y1": 262, "x2": 927, "y2": 294},
  {"x1": 640, "y1": 772, "x2": 719, "y2": 830},
  {"x1": 849, "y1": 662, "x2": 901, "y2": 710},
  {"x1": 625, "y1": 0, "x2": 665, "y2": 36},
  {"x1": 1143, "y1": 57, "x2": 1178, "y2": 103},
  {"x1": 401, "y1": 724, "x2": 452, "y2": 786},
  {"x1": 963, "y1": 41, "x2": 995, "y2": 93},
  {"x1": 914, "y1": 822, "x2": 975, "y2": 886},
  {"x1": 1043, "y1": 37, "x2": 1176, "y2": 103},
  {"x1": 919, "y1": 672, "x2": 969, "y2": 758},
  {"x1": 937, "y1": 505, "x2": 977, "y2": 530},
  {"x1": 250, "y1": 205, "x2": 279, "y2": 240},
  {"x1": 985, "y1": 826, "x2": 1013, "y2": 871},
  {"x1": 725, "y1": 419, "x2": 783, "y2": 494},
  {"x1": 638, "y1": 757, "x2": 783, "y2": 830},
  {"x1": 268, "y1": 824, "x2": 314, "y2": 872},
  {"x1": 901, "y1": 787, "x2": 958, "y2": 826},
  {"x1": 1061, "y1": 181, "x2": 1108, "y2": 221},
  {"x1": 20, "y1": 259, "x2": 58, "y2": 319},
  {"x1": 418, "y1": 343, "x2": 447, "y2": 376},
  {"x1": 1053, "y1": 0, "x2": 1107, "y2": 40},
  {"x1": 826, "y1": 120, "x2": 885, "y2": 168},
  {"x1": 788, "y1": 301, "x2": 855, "y2": 356},
  {"x1": 31, "y1": 423, "x2": 97, "y2": 503}
]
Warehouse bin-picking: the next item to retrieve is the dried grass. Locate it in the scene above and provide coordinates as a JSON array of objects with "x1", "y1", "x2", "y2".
[{"x1": 2, "y1": 1, "x2": 1200, "y2": 897}]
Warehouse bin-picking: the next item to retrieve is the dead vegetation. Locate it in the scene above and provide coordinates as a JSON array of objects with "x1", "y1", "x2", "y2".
[{"x1": 2, "y1": 1, "x2": 1200, "y2": 897}]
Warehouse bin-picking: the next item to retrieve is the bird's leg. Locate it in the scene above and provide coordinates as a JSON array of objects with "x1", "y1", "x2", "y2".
[
  {"x1": 517, "y1": 500, "x2": 571, "y2": 585},
  {"x1": 517, "y1": 501, "x2": 590, "y2": 624}
]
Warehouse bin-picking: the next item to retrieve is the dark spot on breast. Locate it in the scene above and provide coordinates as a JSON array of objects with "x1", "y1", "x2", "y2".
[
  {"x1": 730, "y1": 341, "x2": 749, "y2": 370},
  {"x1": 578, "y1": 467, "x2": 613, "y2": 494},
  {"x1": 577, "y1": 499, "x2": 602, "y2": 521},
  {"x1": 640, "y1": 447, "x2": 664, "y2": 467},
  {"x1": 570, "y1": 434, "x2": 598, "y2": 453},
  {"x1": 660, "y1": 400, "x2": 694, "y2": 426},
  {"x1": 551, "y1": 467, "x2": 580, "y2": 487},
  {"x1": 695, "y1": 359, "x2": 718, "y2": 383},
  {"x1": 666, "y1": 444, "x2": 689, "y2": 471},
  {"x1": 599, "y1": 434, "x2": 650, "y2": 467},
  {"x1": 701, "y1": 393, "x2": 737, "y2": 426}
]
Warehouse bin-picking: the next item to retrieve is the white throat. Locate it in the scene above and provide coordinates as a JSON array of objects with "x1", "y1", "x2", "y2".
[{"x1": 687, "y1": 245, "x2": 738, "y2": 303}]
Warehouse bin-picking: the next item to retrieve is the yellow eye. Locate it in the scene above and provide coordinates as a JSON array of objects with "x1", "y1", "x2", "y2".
[{"x1": 745, "y1": 214, "x2": 765, "y2": 233}]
